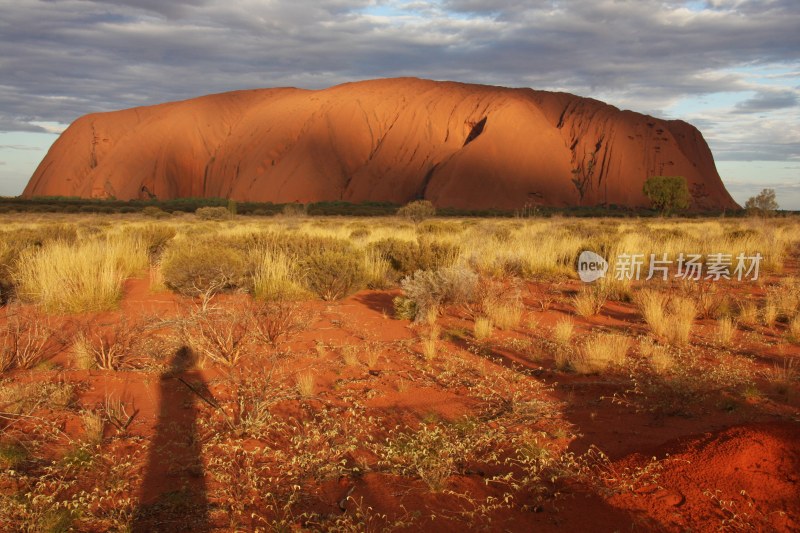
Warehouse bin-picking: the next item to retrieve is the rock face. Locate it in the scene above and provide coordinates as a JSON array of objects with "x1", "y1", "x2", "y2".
[{"x1": 23, "y1": 78, "x2": 739, "y2": 210}]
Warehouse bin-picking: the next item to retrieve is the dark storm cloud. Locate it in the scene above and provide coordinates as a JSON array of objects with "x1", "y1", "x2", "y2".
[{"x1": 0, "y1": 0, "x2": 798, "y2": 162}]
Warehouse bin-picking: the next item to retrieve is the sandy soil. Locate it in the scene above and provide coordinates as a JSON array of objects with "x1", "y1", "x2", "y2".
[{"x1": 1, "y1": 275, "x2": 798, "y2": 532}]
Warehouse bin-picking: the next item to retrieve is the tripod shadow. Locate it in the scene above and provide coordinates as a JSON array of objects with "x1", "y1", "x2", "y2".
[{"x1": 132, "y1": 346, "x2": 210, "y2": 532}]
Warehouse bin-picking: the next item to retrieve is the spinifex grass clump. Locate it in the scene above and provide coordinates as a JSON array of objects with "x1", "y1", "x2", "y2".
[
  {"x1": 572, "y1": 333, "x2": 631, "y2": 374},
  {"x1": 14, "y1": 237, "x2": 147, "y2": 313},
  {"x1": 251, "y1": 249, "x2": 306, "y2": 301}
]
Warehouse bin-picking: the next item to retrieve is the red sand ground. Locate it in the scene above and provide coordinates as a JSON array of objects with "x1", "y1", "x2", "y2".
[
  {"x1": 2, "y1": 275, "x2": 798, "y2": 531},
  {"x1": 23, "y1": 78, "x2": 738, "y2": 211}
]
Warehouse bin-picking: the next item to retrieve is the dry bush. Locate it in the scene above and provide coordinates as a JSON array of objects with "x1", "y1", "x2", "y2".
[
  {"x1": 14, "y1": 237, "x2": 147, "y2": 313},
  {"x1": 0, "y1": 307, "x2": 61, "y2": 372},
  {"x1": 195, "y1": 206, "x2": 231, "y2": 220},
  {"x1": 399, "y1": 265, "x2": 478, "y2": 322},
  {"x1": 184, "y1": 305, "x2": 253, "y2": 367},
  {"x1": 553, "y1": 318, "x2": 575, "y2": 347},
  {"x1": 638, "y1": 339, "x2": 673, "y2": 373},
  {"x1": 421, "y1": 337, "x2": 437, "y2": 361},
  {"x1": 341, "y1": 345, "x2": 360, "y2": 366},
  {"x1": 397, "y1": 199, "x2": 436, "y2": 223},
  {"x1": 571, "y1": 288, "x2": 606, "y2": 317},
  {"x1": 0, "y1": 380, "x2": 74, "y2": 415},
  {"x1": 81, "y1": 410, "x2": 105, "y2": 444},
  {"x1": 473, "y1": 316, "x2": 493, "y2": 341},
  {"x1": 635, "y1": 290, "x2": 668, "y2": 338},
  {"x1": 636, "y1": 290, "x2": 696, "y2": 346},
  {"x1": 789, "y1": 315, "x2": 800, "y2": 344},
  {"x1": 364, "y1": 342, "x2": 381, "y2": 367},
  {"x1": 472, "y1": 275, "x2": 523, "y2": 330},
  {"x1": 369, "y1": 238, "x2": 460, "y2": 277},
  {"x1": 485, "y1": 301, "x2": 523, "y2": 330},
  {"x1": 122, "y1": 223, "x2": 176, "y2": 261},
  {"x1": 363, "y1": 248, "x2": 392, "y2": 289},
  {"x1": 141, "y1": 206, "x2": 170, "y2": 219},
  {"x1": 715, "y1": 317, "x2": 736, "y2": 346},
  {"x1": 573, "y1": 333, "x2": 631, "y2": 374},
  {"x1": 768, "y1": 281, "x2": 800, "y2": 321},
  {"x1": 72, "y1": 318, "x2": 148, "y2": 370},
  {"x1": 161, "y1": 240, "x2": 247, "y2": 296},
  {"x1": 296, "y1": 371, "x2": 315, "y2": 397},
  {"x1": 763, "y1": 301, "x2": 779, "y2": 328},
  {"x1": 301, "y1": 249, "x2": 366, "y2": 301},
  {"x1": 665, "y1": 296, "x2": 697, "y2": 346},
  {"x1": 251, "y1": 249, "x2": 307, "y2": 301},
  {"x1": 683, "y1": 282, "x2": 727, "y2": 319},
  {"x1": 736, "y1": 302, "x2": 758, "y2": 328},
  {"x1": 249, "y1": 300, "x2": 307, "y2": 348}
]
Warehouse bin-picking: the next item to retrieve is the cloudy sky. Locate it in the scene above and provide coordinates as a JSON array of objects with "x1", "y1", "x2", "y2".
[{"x1": 1, "y1": 0, "x2": 798, "y2": 208}]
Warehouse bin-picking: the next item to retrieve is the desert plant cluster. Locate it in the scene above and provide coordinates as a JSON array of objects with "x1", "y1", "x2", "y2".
[{"x1": 0, "y1": 209, "x2": 798, "y2": 531}]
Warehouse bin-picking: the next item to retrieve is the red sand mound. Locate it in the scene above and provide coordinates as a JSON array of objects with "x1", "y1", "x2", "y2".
[
  {"x1": 608, "y1": 422, "x2": 800, "y2": 531},
  {"x1": 23, "y1": 78, "x2": 739, "y2": 210}
]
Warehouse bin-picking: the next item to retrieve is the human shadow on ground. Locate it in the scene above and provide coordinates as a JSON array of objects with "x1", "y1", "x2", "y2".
[{"x1": 132, "y1": 346, "x2": 210, "y2": 532}]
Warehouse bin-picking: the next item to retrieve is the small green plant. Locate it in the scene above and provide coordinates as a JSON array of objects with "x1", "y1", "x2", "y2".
[{"x1": 0, "y1": 441, "x2": 28, "y2": 469}]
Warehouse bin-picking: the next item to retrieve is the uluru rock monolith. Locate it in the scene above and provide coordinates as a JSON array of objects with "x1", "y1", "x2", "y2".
[{"x1": 23, "y1": 78, "x2": 739, "y2": 210}]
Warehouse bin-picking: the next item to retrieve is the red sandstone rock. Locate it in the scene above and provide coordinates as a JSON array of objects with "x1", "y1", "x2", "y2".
[{"x1": 23, "y1": 78, "x2": 739, "y2": 210}]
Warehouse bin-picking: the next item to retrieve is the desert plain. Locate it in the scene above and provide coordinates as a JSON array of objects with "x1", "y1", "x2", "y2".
[{"x1": 0, "y1": 209, "x2": 798, "y2": 532}]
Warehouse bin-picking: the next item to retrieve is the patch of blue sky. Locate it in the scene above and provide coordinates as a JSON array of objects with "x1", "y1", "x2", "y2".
[
  {"x1": 0, "y1": 131, "x2": 58, "y2": 197},
  {"x1": 664, "y1": 91, "x2": 750, "y2": 119},
  {"x1": 717, "y1": 160, "x2": 800, "y2": 210}
]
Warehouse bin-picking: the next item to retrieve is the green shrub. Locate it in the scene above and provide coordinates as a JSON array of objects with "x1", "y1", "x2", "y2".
[
  {"x1": 642, "y1": 176, "x2": 690, "y2": 215},
  {"x1": 195, "y1": 206, "x2": 232, "y2": 220},
  {"x1": 300, "y1": 250, "x2": 366, "y2": 301},
  {"x1": 161, "y1": 240, "x2": 247, "y2": 296}
]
